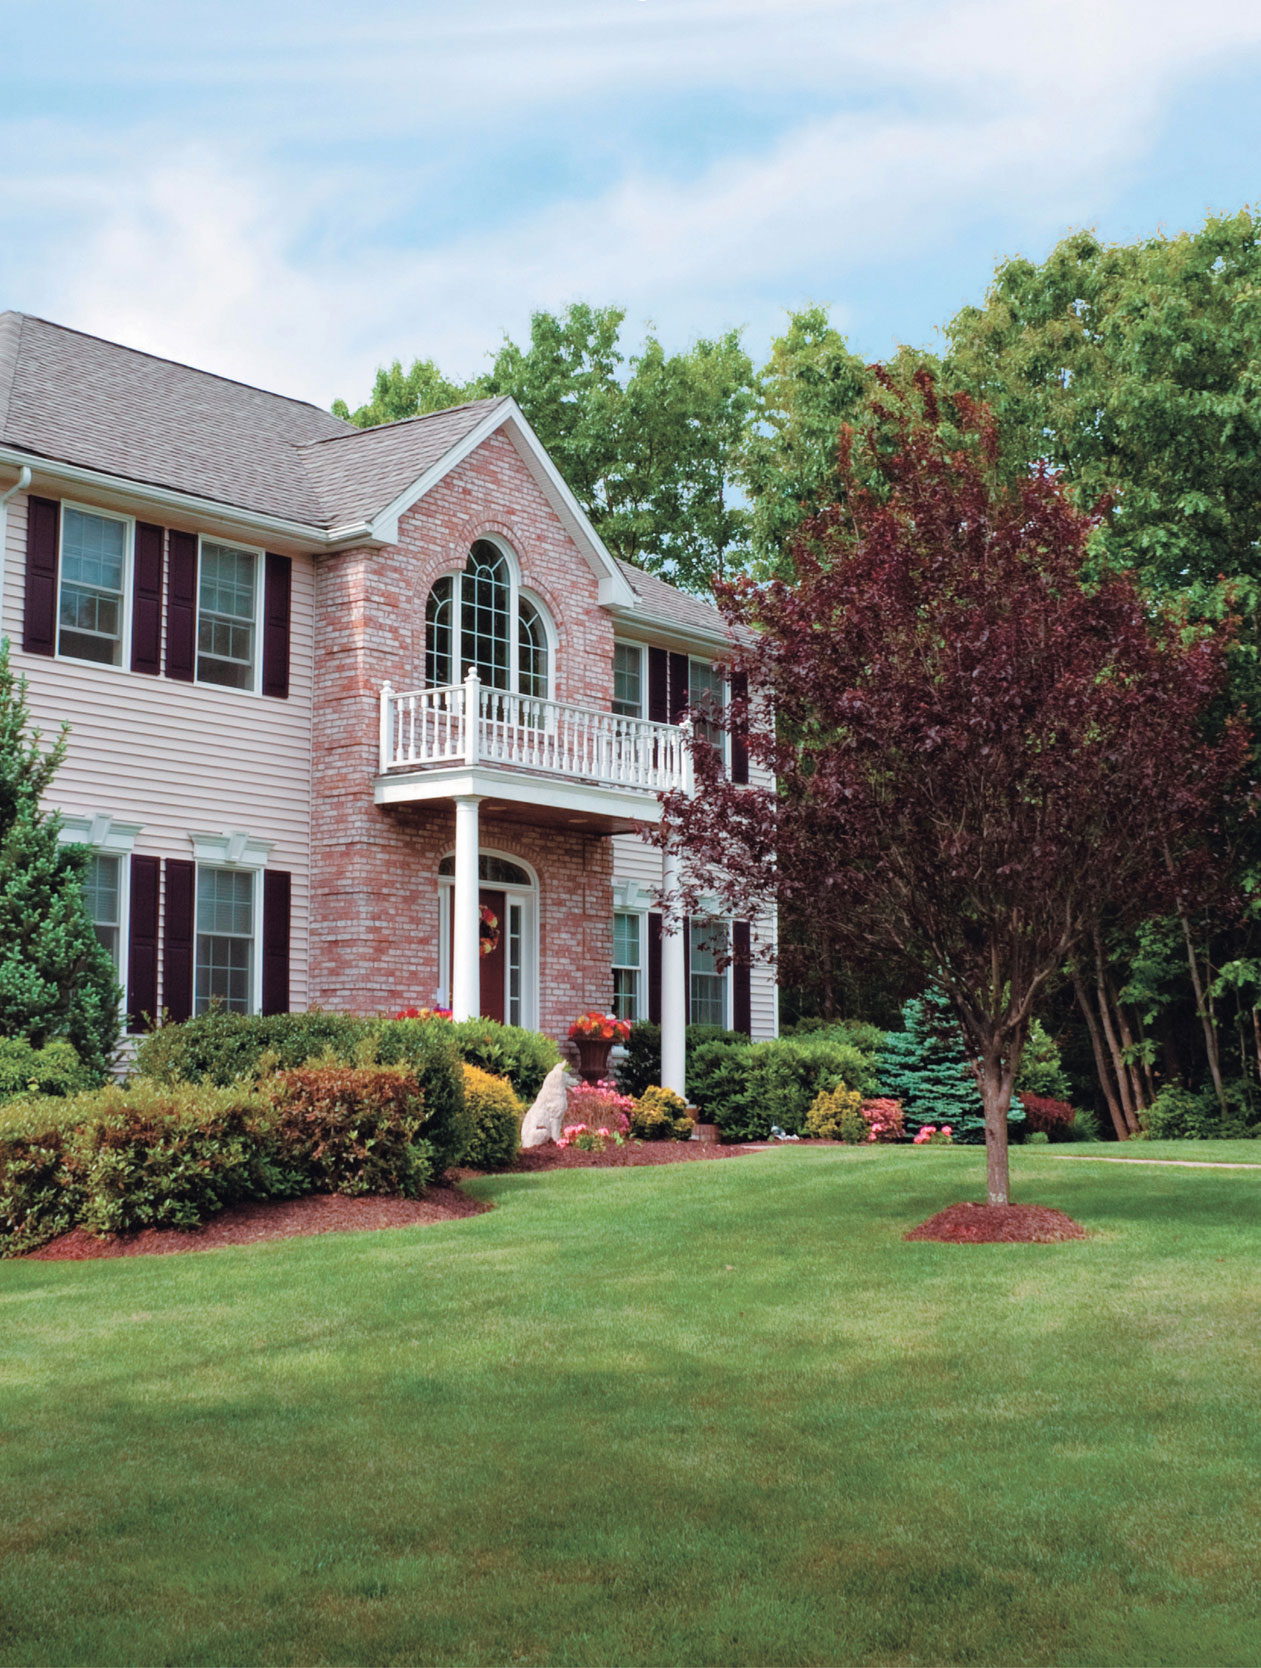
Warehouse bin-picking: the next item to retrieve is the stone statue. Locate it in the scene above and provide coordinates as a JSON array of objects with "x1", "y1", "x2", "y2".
[{"x1": 521, "y1": 1061, "x2": 571, "y2": 1148}]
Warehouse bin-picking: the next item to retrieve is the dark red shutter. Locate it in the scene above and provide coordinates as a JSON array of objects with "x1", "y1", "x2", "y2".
[
  {"x1": 648, "y1": 648, "x2": 669, "y2": 725},
  {"x1": 126, "y1": 855, "x2": 160, "y2": 1033},
  {"x1": 684, "y1": 916, "x2": 692, "y2": 1024},
  {"x1": 648, "y1": 912, "x2": 662, "y2": 1024},
  {"x1": 732, "y1": 920, "x2": 752, "y2": 1035},
  {"x1": 668, "y1": 652, "x2": 689, "y2": 725},
  {"x1": 131, "y1": 523, "x2": 164, "y2": 675},
  {"x1": 162, "y1": 858, "x2": 196, "y2": 1022},
  {"x1": 22, "y1": 496, "x2": 59, "y2": 656},
  {"x1": 262, "y1": 869, "x2": 291, "y2": 1014},
  {"x1": 165, "y1": 530, "x2": 197, "y2": 680},
  {"x1": 730, "y1": 669, "x2": 750, "y2": 785},
  {"x1": 262, "y1": 553, "x2": 291, "y2": 699}
]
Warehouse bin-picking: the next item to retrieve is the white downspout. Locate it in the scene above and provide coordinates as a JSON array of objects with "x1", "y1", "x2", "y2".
[{"x1": 0, "y1": 465, "x2": 31, "y2": 639}]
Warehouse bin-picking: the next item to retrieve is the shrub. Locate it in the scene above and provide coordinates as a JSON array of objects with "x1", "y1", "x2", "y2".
[
  {"x1": 1015, "y1": 1019, "x2": 1073, "y2": 1103},
  {"x1": 615, "y1": 1022, "x2": 750, "y2": 1099},
  {"x1": 1027, "y1": 1131, "x2": 1050, "y2": 1145},
  {"x1": 861, "y1": 1097, "x2": 906, "y2": 1142},
  {"x1": 804, "y1": 1083, "x2": 864, "y2": 1140},
  {"x1": 367, "y1": 1017, "x2": 470, "y2": 1174},
  {"x1": 695, "y1": 1036, "x2": 880, "y2": 1142},
  {"x1": 1140, "y1": 1081, "x2": 1259, "y2": 1140},
  {"x1": 631, "y1": 1086, "x2": 693, "y2": 1141},
  {"x1": 461, "y1": 1064, "x2": 522, "y2": 1170},
  {"x1": 0, "y1": 1096, "x2": 91, "y2": 1253},
  {"x1": 270, "y1": 1067, "x2": 433, "y2": 1197},
  {"x1": 1017, "y1": 1091, "x2": 1102, "y2": 1143},
  {"x1": 567, "y1": 1079, "x2": 633, "y2": 1136},
  {"x1": 0, "y1": 1037, "x2": 95, "y2": 1103},
  {"x1": 785, "y1": 1017, "x2": 887, "y2": 1058},
  {"x1": 447, "y1": 1018, "x2": 559, "y2": 1101}
]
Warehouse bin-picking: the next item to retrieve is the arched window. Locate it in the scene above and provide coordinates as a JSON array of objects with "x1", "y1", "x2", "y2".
[{"x1": 423, "y1": 540, "x2": 551, "y2": 698}]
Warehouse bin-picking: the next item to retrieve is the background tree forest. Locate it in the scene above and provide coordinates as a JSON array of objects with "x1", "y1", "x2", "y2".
[{"x1": 335, "y1": 206, "x2": 1261, "y2": 1139}]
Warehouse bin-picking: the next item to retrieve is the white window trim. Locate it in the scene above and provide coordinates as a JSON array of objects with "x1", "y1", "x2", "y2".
[
  {"x1": 612, "y1": 905, "x2": 646, "y2": 1024},
  {"x1": 55, "y1": 499, "x2": 135, "y2": 674},
  {"x1": 426, "y1": 539, "x2": 555, "y2": 701},
  {"x1": 195, "y1": 534, "x2": 265, "y2": 697},
  {"x1": 193, "y1": 861, "x2": 263, "y2": 1018},
  {"x1": 58, "y1": 814, "x2": 143, "y2": 1003},
  {"x1": 189, "y1": 831, "x2": 274, "y2": 869},
  {"x1": 689, "y1": 915, "x2": 733, "y2": 1030},
  {"x1": 612, "y1": 638, "x2": 646, "y2": 718},
  {"x1": 436, "y1": 847, "x2": 539, "y2": 1028}
]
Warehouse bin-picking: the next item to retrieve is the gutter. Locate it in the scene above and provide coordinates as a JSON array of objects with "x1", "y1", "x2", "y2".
[
  {"x1": 0, "y1": 463, "x2": 31, "y2": 629},
  {"x1": 0, "y1": 447, "x2": 376, "y2": 554}
]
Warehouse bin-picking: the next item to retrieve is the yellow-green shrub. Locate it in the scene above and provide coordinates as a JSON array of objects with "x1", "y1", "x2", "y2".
[
  {"x1": 805, "y1": 1083, "x2": 865, "y2": 1142},
  {"x1": 631, "y1": 1085, "x2": 694, "y2": 1141},
  {"x1": 461, "y1": 1064, "x2": 522, "y2": 1169}
]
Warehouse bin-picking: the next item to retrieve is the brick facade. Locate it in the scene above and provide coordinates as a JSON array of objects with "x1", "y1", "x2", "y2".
[{"x1": 309, "y1": 430, "x2": 616, "y2": 1035}]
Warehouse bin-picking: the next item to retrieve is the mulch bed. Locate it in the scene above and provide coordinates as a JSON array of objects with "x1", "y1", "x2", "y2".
[
  {"x1": 904, "y1": 1202, "x2": 1087, "y2": 1244},
  {"x1": 457, "y1": 1139, "x2": 766, "y2": 1175},
  {"x1": 25, "y1": 1186, "x2": 491, "y2": 1262}
]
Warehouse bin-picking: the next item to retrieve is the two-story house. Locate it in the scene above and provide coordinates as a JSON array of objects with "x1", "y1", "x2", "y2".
[{"x1": 0, "y1": 313, "x2": 777, "y2": 1094}]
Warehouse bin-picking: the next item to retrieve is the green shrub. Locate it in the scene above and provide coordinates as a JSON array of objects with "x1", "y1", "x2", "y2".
[
  {"x1": 270, "y1": 1067, "x2": 433, "y2": 1197},
  {"x1": 447, "y1": 1019, "x2": 559, "y2": 1101},
  {"x1": 1140, "y1": 1080, "x2": 1259, "y2": 1140},
  {"x1": 0, "y1": 1037, "x2": 95, "y2": 1103},
  {"x1": 70, "y1": 1082, "x2": 280, "y2": 1236},
  {"x1": 1015, "y1": 1019, "x2": 1073, "y2": 1103},
  {"x1": 693, "y1": 1036, "x2": 880, "y2": 1142},
  {"x1": 0, "y1": 1096, "x2": 90, "y2": 1253},
  {"x1": 785, "y1": 1017, "x2": 887, "y2": 1058},
  {"x1": 365, "y1": 1018, "x2": 471, "y2": 1175},
  {"x1": 631, "y1": 1086, "x2": 693, "y2": 1141},
  {"x1": 615, "y1": 1022, "x2": 750, "y2": 1100},
  {"x1": 804, "y1": 1083, "x2": 864, "y2": 1141},
  {"x1": 461, "y1": 1064, "x2": 522, "y2": 1169}
]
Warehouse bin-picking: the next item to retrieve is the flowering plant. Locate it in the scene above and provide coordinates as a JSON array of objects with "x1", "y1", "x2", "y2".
[
  {"x1": 479, "y1": 904, "x2": 499, "y2": 957},
  {"x1": 860, "y1": 1097, "x2": 905, "y2": 1143},
  {"x1": 392, "y1": 1006, "x2": 453, "y2": 1022},
  {"x1": 567, "y1": 1078, "x2": 634, "y2": 1135},
  {"x1": 569, "y1": 1012, "x2": 632, "y2": 1043},
  {"x1": 556, "y1": 1122, "x2": 625, "y2": 1152},
  {"x1": 912, "y1": 1124, "x2": 954, "y2": 1145}
]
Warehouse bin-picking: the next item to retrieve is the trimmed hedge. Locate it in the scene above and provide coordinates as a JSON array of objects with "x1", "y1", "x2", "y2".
[
  {"x1": 461, "y1": 1064, "x2": 523, "y2": 1170},
  {"x1": 689, "y1": 1035, "x2": 880, "y2": 1142},
  {"x1": 616, "y1": 1023, "x2": 749, "y2": 1099},
  {"x1": 447, "y1": 1019, "x2": 559, "y2": 1102},
  {"x1": 0, "y1": 1037, "x2": 96, "y2": 1104},
  {"x1": 631, "y1": 1086, "x2": 693, "y2": 1141},
  {"x1": 270, "y1": 1067, "x2": 433, "y2": 1197}
]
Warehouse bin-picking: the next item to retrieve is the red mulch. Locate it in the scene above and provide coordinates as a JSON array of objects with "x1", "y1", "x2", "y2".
[
  {"x1": 457, "y1": 1139, "x2": 765, "y2": 1175},
  {"x1": 904, "y1": 1202, "x2": 1087, "y2": 1244},
  {"x1": 25, "y1": 1186, "x2": 491, "y2": 1261}
]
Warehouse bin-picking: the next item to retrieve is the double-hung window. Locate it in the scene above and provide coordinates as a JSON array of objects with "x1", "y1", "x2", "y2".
[
  {"x1": 83, "y1": 853, "x2": 122, "y2": 974},
  {"x1": 195, "y1": 866, "x2": 256, "y2": 1013},
  {"x1": 689, "y1": 918, "x2": 729, "y2": 1027},
  {"x1": 612, "y1": 911, "x2": 643, "y2": 1022},
  {"x1": 198, "y1": 541, "x2": 260, "y2": 690},
  {"x1": 58, "y1": 506, "x2": 129, "y2": 666},
  {"x1": 613, "y1": 642, "x2": 644, "y2": 718},
  {"x1": 688, "y1": 659, "x2": 728, "y2": 764}
]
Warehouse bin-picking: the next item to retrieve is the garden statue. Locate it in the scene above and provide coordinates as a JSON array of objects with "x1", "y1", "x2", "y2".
[{"x1": 521, "y1": 1062, "x2": 570, "y2": 1147}]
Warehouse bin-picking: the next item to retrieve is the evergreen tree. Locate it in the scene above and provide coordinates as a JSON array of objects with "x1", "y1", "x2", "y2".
[
  {"x1": 878, "y1": 988, "x2": 985, "y2": 1141},
  {"x1": 0, "y1": 641, "x2": 119, "y2": 1076}
]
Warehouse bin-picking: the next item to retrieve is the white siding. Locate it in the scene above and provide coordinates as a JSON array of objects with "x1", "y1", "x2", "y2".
[{"x1": 3, "y1": 493, "x2": 314, "y2": 1013}]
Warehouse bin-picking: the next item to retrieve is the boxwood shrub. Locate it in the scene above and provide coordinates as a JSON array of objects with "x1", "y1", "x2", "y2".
[
  {"x1": 270, "y1": 1066, "x2": 433, "y2": 1197},
  {"x1": 690, "y1": 1036, "x2": 881, "y2": 1142},
  {"x1": 615, "y1": 1022, "x2": 750, "y2": 1100},
  {"x1": 460, "y1": 1064, "x2": 523, "y2": 1170},
  {"x1": 0, "y1": 1037, "x2": 96, "y2": 1104}
]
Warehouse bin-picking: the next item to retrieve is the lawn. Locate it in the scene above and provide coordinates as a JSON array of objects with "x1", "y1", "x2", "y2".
[
  {"x1": 1, "y1": 1147, "x2": 1257, "y2": 1668},
  {"x1": 1046, "y1": 1139, "x2": 1261, "y2": 1164}
]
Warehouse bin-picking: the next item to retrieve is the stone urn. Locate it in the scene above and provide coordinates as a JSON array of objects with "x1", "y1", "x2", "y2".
[{"x1": 573, "y1": 1035, "x2": 615, "y2": 1084}]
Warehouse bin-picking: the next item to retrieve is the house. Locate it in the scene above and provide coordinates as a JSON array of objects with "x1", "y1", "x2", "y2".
[{"x1": 0, "y1": 313, "x2": 778, "y2": 1093}]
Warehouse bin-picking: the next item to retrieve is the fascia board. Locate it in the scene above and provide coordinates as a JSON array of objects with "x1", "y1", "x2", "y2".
[
  {"x1": 0, "y1": 446, "x2": 364, "y2": 554},
  {"x1": 365, "y1": 402, "x2": 516, "y2": 544},
  {"x1": 373, "y1": 764, "x2": 664, "y2": 825},
  {"x1": 604, "y1": 604, "x2": 734, "y2": 658}
]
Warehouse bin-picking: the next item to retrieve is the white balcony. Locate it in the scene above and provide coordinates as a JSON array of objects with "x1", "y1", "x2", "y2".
[{"x1": 376, "y1": 670, "x2": 692, "y2": 829}]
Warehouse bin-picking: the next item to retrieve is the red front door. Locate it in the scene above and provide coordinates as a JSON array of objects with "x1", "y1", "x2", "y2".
[{"x1": 479, "y1": 888, "x2": 507, "y2": 1022}]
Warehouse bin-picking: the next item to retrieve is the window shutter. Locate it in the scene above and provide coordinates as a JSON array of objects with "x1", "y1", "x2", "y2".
[
  {"x1": 668, "y1": 652, "x2": 689, "y2": 725},
  {"x1": 22, "y1": 495, "x2": 59, "y2": 657},
  {"x1": 732, "y1": 920, "x2": 752, "y2": 1035},
  {"x1": 262, "y1": 868, "x2": 291, "y2": 1014},
  {"x1": 647, "y1": 648, "x2": 669, "y2": 725},
  {"x1": 262, "y1": 553, "x2": 291, "y2": 699},
  {"x1": 162, "y1": 858, "x2": 196, "y2": 1022},
  {"x1": 684, "y1": 915, "x2": 692, "y2": 1024},
  {"x1": 730, "y1": 669, "x2": 750, "y2": 785},
  {"x1": 130, "y1": 523, "x2": 165, "y2": 675},
  {"x1": 165, "y1": 530, "x2": 197, "y2": 680},
  {"x1": 126, "y1": 855, "x2": 160, "y2": 1033},
  {"x1": 648, "y1": 912, "x2": 662, "y2": 1024}
]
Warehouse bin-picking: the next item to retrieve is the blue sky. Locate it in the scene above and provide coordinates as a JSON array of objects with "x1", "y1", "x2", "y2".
[{"x1": 3, "y1": 0, "x2": 1260, "y2": 407}]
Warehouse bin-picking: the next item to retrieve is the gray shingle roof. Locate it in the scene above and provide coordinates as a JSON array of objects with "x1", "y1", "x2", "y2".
[{"x1": 614, "y1": 559, "x2": 731, "y2": 640}]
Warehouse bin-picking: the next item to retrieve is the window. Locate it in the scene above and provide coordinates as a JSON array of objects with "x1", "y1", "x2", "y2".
[
  {"x1": 198, "y1": 541, "x2": 259, "y2": 689},
  {"x1": 195, "y1": 866, "x2": 256, "y2": 1013},
  {"x1": 612, "y1": 911, "x2": 642, "y2": 1021},
  {"x1": 423, "y1": 541, "x2": 551, "y2": 698},
  {"x1": 83, "y1": 853, "x2": 122, "y2": 973},
  {"x1": 688, "y1": 659, "x2": 727, "y2": 760},
  {"x1": 689, "y1": 918, "x2": 729, "y2": 1027},
  {"x1": 58, "y1": 506, "x2": 128, "y2": 665},
  {"x1": 613, "y1": 642, "x2": 643, "y2": 718}
]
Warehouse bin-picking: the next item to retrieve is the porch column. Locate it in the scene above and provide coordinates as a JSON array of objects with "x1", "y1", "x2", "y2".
[
  {"x1": 452, "y1": 795, "x2": 483, "y2": 1021},
  {"x1": 660, "y1": 846, "x2": 687, "y2": 1099}
]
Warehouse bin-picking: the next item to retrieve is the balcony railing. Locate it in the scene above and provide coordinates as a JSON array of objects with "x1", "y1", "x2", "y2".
[{"x1": 380, "y1": 670, "x2": 692, "y2": 795}]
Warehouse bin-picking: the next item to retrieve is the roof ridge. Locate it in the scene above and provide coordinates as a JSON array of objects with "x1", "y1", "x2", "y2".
[
  {"x1": 305, "y1": 395, "x2": 509, "y2": 447},
  {"x1": 11, "y1": 311, "x2": 354, "y2": 430}
]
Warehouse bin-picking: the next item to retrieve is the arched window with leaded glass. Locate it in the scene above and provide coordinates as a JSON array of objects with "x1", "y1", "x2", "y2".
[{"x1": 423, "y1": 539, "x2": 552, "y2": 699}]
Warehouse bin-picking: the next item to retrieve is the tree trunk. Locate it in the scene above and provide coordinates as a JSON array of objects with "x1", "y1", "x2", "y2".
[
  {"x1": 1094, "y1": 934, "x2": 1141, "y2": 1134},
  {"x1": 1073, "y1": 963, "x2": 1129, "y2": 1140},
  {"x1": 981, "y1": 1056, "x2": 1013, "y2": 1206},
  {"x1": 1171, "y1": 895, "x2": 1227, "y2": 1116}
]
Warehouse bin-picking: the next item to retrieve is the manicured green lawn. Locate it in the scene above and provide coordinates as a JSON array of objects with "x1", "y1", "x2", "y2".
[
  {"x1": 1, "y1": 1147, "x2": 1257, "y2": 1667},
  {"x1": 1048, "y1": 1139, "x2": 1261, "y2": 1164}
]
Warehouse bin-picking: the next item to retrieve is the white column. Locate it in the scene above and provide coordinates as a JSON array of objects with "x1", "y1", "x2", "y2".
[
  {"x1": 452, "y1": 795, "x2": 483, "y2": 1021},
  {"x1": 660, "y1": 845, "x2": 687, "y2": 1099}
]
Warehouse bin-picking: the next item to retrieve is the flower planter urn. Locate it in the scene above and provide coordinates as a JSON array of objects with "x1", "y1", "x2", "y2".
[{"x1": 574, "y1": 1035, "x2": 615, "y2": 1084}]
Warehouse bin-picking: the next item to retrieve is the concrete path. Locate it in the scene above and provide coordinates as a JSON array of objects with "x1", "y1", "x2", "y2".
[{"x1": 1040, "y1": 1154, "x2": 1261, "y2": 1170}]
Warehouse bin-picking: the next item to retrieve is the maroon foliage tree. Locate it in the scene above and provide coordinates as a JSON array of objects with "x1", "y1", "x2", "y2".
[{"x1": 665, "y1": 371, "x2": 1247, "y2": 1205}]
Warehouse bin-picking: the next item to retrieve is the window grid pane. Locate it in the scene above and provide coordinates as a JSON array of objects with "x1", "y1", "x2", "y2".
[
  {"x1": 613, "y1": 643, "x2": 642, "y2": 717},
  {"x1": 518, "y1": 599, "x2": 549, "y2": 699},
  {"x1": 425, "y1": 576, "x2": 455, "y2": 687},
  {"x1": 689, "y1": 919, "x2": 728, "y2": 1028},
  {"x1": 688, "y1": 660, "x2": 726, "y2": 756},
  {"x1": 59, "y1": 509, "x2": 126, "y2": 665},
  {"x1": 612, "y1": 911, "x2": 642, "y2": 1022},
  {"x1": 84, "y1": 853, "x2": 122, "y2": 971},
  {"x1": 195, "y1": 866, "x2": 254, "y2": 1014},
  {"x1": 462, "y1": 541, "x2": 511, "y2": 689},
  {"x1": 198, "y1": 543, "x2": 257, "y2": 689}
]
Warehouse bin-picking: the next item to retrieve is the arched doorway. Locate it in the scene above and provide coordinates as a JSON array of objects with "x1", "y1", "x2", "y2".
[{"x1": 437, "y1": 851, "x2": 538, "y2": 1026}]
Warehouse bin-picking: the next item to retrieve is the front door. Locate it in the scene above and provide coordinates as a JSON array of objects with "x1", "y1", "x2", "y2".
[{"x1": 479, "y1": 888, "x2": 507, "y2": 1022}]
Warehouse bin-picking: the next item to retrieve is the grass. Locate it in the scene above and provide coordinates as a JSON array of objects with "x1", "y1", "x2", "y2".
[
  {"x1": 1049, "y1": 1139, "x2": 1261, "y2": 1164},
  {"x1": 1, "y1": 1146, "x2": 1257, "y2": 1667}
]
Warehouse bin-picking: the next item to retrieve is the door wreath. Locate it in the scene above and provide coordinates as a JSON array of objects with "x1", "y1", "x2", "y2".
[{"x1": 479, "y1": 903, "x2": 500, "y2": 957}]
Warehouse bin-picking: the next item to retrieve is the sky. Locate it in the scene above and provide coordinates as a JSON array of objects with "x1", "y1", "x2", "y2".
[{"x1": 2, "y1": 0, "x2": 1260, "y2": 409}]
